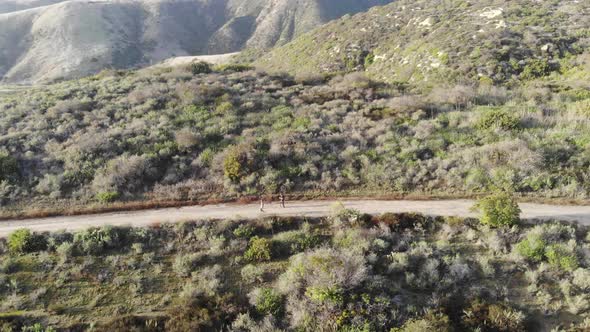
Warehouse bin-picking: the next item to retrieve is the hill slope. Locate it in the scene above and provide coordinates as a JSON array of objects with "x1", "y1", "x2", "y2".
[
  {"x1": 0, "y1": 0, "x2": 391, "y2": 84},
  {"x1": 254, "y1": 0, "x2": 590, "y2": 86},
  {"x1": 1, "y1": 61, "x2": 590, "y2": 212}
]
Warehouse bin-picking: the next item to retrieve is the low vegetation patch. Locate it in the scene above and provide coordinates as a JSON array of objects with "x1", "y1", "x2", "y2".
[{"x1": 0, "y1": 210, "x2": 589, "y2": 330}]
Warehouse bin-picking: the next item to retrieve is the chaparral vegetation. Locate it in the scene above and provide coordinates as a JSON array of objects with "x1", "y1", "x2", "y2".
[
  {"x1": 1, "y1": 209, "x2": 590, "y2": 331},
  {"x1": 0, "y1": 0, "x2": 589, "y2": 330},
  {"x1": 0, "y1": 57, "x2": 589, "y2": 216}
]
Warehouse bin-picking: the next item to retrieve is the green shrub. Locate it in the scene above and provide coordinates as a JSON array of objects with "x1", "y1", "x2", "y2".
[
  {"x1": 521, "y1": 59, "x2": 552, "y2": 80},
  {"x1": 305, "y1": 286, "x2": 344, "y2": 305},
  {"x1": 188, "y1": 61, "x2": 212, "y2": 75},
  {"x1": 473, "y1": 192, "x2": 520, "y2": 227},
  {"x1": 364, "y1": 52, "x2": 375, "y2": 67},
  {"x1": 96, "y1": 191, "x2": 119, "y2": 203},
  {"x1": 223, "y1": 147, "x2": 244, "y2": 182},
  {"x1": 254, "y1": 288, "x2": 283, "y2": 316},
  {"x1": 233, "y1": 224, "x2": 255, "y2": 238},
  {"x1": 545, "y1": 244, "x2": 578, "y2": 271},
  {"x1": 288, "y1": 232, "x2": 322, "y2": 253},
  {"x1": 515, "y1": 234, "x2": 546, "y2": 262},
  {"x1": 8, "y1": 229, "x2": 47, "y2": 254},
  {"x1": 215, "y1": 101, "x2": 234, "y2": 114},
  {"x1": 73, "y1": 226, "x2": 122, "y2": 255},
  {"x1": 476, "y1": 108, "x2": 520, "y2": 131},
  {"x1": 244, "y1": 236, "x2": 272, "y2": 262}
]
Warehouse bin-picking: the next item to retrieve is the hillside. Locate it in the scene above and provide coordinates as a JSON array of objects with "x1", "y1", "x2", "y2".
[
  {"x1": 1, "y1": 61, "x2": 590, "y2": 215},
  {"x1": 254, "y1": 0, "x2": 590, "y2": 86},
  {"x1": 1, "y1": 212, "x2": 590, "y2": 330},
  {"x1": 0, "y1": 0, "x2": 391, "y2": 84}
]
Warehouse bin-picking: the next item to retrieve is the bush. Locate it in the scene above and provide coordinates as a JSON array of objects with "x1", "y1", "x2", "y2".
[
  {"x1": 8, "y1": 229, "x2": 47, "y2": 254},
  {"x1": 241, "y1": 264, "x2": 266, "y2": 284},
  {"x1": 515, "y1": 234, "x2": 546, "y2": 262},
  {"x1": 252, "y1": 287, "x2": 283, "y2": 316},
  {"x1": 277, "y1": 248, "x2": 367, "y2": 297},
  {"x1": 92, "y1": 155, "x2": 153, "y2": 195},
  {"x1": 545, "y1": 244, "x2": 578, "y2": 272},
  {"x1": 244, "y1": 237, "x2": 272, "y2": 262},
  {"x1": 173, "y1": 253, "x2": 205, "y2": 277},
  {"x1": 233, "y1": 224, "x2": 255, "y2": 239},
  {"x1": 188, "y1": 61, "x2": 212, "y2": 75},
  {"x1": 331, "y1": 204, "x2": 365, "y2": 228},
  {"x1": 473, "y1": 192, "x2": 520, "y2": 227},
  {"x1": 223, "y1": 148, "x2": 244, "y2": 182},
  {"x1": 462, "y1": 300, "x2": 526, "y2": 332},
  {"x1": 305, "y1": 286, "x2": 344, "y2": 305},
  {"x1": 56, "y1": 242, "x2": 74, "y2": 264},
  {"x1": 572, "y1": 268, "x2": 590, "y2": 291},
  {"x1": 521, "y1": 59, "x2": 552, "y2": 80},
  {"x1": 96, "y1": 191, "x2": 120, "y2": 203},
  {"x1": 73, "y1": 227, "x2": 122, "y2": 255},
  {"x1": 476, "y1": 108, "x2": 520, "y2": 131},
  {"x1": 215, "y1": 101, "x2": 234, "y2": 114}
]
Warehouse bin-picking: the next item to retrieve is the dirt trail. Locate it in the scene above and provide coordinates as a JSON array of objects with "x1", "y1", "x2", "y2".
[{"x1": 1, "y1": 199, "x2": 590, "y2": 237}]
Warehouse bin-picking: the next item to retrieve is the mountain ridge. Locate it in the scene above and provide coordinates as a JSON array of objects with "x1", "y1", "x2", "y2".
[{"x1": 0, "y1": 0, "x2": 391, "y2": 84}]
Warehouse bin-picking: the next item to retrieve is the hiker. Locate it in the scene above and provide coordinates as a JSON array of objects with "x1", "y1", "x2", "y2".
[
  {"x1": 278, "y1": 183, "x2": 289, "y2": 208},
  {"x1": 259, "y1": 197, "x2": 265, "y2": 212}
]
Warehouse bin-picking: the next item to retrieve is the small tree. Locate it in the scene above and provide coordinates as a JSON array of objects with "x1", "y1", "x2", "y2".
[
  {"x1": 223, "y1": 146, "x2": 253, "y2": 183},
  {"x1": 473, "y1": 192, "x2": 520, "y2": 227},
  {"x1": 223, "y1": 149, "x2": 242, "y2": 182}
]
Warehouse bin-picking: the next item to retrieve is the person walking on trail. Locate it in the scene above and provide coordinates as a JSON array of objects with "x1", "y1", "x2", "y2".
[
  {"x1": 259, "y1": 196, "x2": 265, "y2": 212},
  {"x1": 279, "y1": 192, "x2": 286, "y2": 208}
]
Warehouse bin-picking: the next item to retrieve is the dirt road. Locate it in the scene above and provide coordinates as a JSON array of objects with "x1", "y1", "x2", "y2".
[{"x1": 1, "y1": 199, "x2": 590, "y2": 237}]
